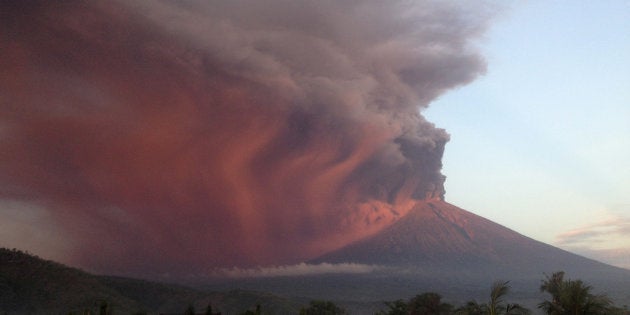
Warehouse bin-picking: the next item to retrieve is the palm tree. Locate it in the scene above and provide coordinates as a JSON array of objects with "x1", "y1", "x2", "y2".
[
  {"x1": 504, "y1": 304, "x2": 529, "y2": 315},
  {"x1": 539, "y1": 271, "x2": 565, "y2": 314},
  {"x1": 488, "y1": 281, "x2": 510, "y2": 315},
  {"x1": 456, "y1": 281, "x2": 528, "y2": 315},
  {"x1": 488, "y1": 281, "x2": 529, "y2": 315},
  {"x1": 538, "y1": 271, "x2": 613, "y2": 315}
]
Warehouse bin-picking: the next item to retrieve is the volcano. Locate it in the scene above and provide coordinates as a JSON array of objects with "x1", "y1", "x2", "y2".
[
  {"x1": 313, "y1": 200, "x2": 630, "y2": 280},
  {"x1": 204, "y1": 201, "x2": 630, "y2": 312}
]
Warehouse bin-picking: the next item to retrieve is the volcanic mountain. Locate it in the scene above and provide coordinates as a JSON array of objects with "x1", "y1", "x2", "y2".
[
  {"x1": 313, "y1": 200, "x2": 630, "y2": 281},
  {"x1": 204, "y1": 200, "x2": 630, "y2": 312}
]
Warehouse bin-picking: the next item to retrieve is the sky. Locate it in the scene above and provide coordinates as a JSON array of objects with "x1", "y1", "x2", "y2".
[
  {"x1": 0, "y1": 1, "x2": 628, "y2": 275},
  {"x1": 425, "y1": 1, "x2": 630, "y2": 268}
]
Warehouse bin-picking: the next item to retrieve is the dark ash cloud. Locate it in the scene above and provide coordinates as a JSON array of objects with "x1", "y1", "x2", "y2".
[{"x1": 0, "y1": 0, "x2": 493, "y2": 276}]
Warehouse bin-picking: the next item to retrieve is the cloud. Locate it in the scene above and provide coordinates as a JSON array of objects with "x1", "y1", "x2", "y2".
[
  {"x1": 556, "y1": 217, "x2": 630, "y2": 246},
  {"x1": 0, "y1": 0, "x2": 494, "y2": 276},
  {"x1": 0, "y1": 200, "x2": 72, "y2": 261},
  {"x1": 212, "y1": 262, "x2": 381, "y2": 278},
  {"x1": 556, "y1": 208, "x2": 630, "y2": 269}
]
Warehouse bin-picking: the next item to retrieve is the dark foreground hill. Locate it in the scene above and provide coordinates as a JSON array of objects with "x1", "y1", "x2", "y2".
[{"x1": 0, "y1": 248, "x2": 300, "y2": 315}]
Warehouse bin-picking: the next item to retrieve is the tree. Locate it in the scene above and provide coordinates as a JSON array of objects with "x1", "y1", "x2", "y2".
[
  {"x1": 240, "y1": 304, "x2": 262, "y2": 315},
  {"x1": 375, "y1": 299, "x2": 408, "y2": 315},
  {"x1": 488, "y1": 281, "x2": 528, "y2": 315},
  {"x1": 300, "y1": 300, "x2": 348, "y2": 315},
  {"x1": 184, "y1": 304, "x2": 196, "y2": 315},
  {"x1": 98, "y1": 301, "x2": 110, "y2": 315},
  {"x1": 487, "y1": 281, "x2": 509, "y2": 315},
  {"x1": 538, "y1": 271, "x2": 613, "y2": 315},
  {"x1": 408, "y1": 292, "x2": 454, "y2": 315},
  {"x1": 455, "y1": 300, "x2": 485, "y2": 315},
  {"x1": 503, "y1": 304, "x2": 529, "y2": 315},
  {"x1": 455, "y1": 281, "x2": 528, "y2": 315}
]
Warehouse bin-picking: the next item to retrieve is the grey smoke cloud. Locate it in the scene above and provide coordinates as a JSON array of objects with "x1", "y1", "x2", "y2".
[{"x1": 0, "y1": 0, "x2": 493, "y2": 275}]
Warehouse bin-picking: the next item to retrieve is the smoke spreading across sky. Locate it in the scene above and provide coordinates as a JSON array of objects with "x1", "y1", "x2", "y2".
[{"x1": 0, "y1": 1, "x2": 493, "y2": 275}]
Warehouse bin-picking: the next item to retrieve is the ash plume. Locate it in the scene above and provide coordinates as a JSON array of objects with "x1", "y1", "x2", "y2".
[{"x1": 0, "y1": 0, "x2": 492, "y2": 275}]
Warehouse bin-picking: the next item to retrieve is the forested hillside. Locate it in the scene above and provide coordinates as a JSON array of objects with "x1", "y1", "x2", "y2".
[{"x1": 0, "y1": 248, "x2": 300, "y2": 314}]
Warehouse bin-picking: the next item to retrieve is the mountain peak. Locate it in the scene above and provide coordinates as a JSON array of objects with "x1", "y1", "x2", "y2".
[{"x1": 312, "y1": 201, "x2": 630, "y2": 280}]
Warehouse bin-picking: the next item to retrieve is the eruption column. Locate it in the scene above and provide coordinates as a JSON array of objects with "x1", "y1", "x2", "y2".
[{"x1": 0, "y1": 0, "x2": 491, "y2": 275}]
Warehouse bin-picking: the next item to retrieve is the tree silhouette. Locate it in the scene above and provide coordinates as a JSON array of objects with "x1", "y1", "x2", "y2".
[
  {"x1": 184, "y1": 304, "x2": 196, "y2": 315},
  {"x1": 300, "y1": 300, "x2": 347, "y2": 315},
  {"x1": 488, "y1": 281, "x2": 509, "y2": 315},
  {"x1": 455, "y1": 281, "x2": 528, "y2": 315},
  {"x1": 488, "y1": 281, "x2": 528, "y2": 315},
  {"x1": 240, "y1": 304, "x2": 262, "y2": 315},
  {"x1": 408, "y1": 292, "x2": 453, "y2": 315},
  {"x1": 454, "y1": 300, "x2": 485, "y2": 315},
  {"x1": 538, "y1": 271, "x2": 613, "y2": 315},
  {"x1": 375, "y1": 299, "x2": 408, "y2": 315}
]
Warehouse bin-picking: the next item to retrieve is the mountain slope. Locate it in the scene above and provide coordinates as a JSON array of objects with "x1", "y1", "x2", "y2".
[
  {"x1": 0, "y1": 248, "x2": 300, "y2": 314},
  {"x1": 0, "y1": 248, "x2": 144, "y2": 314},
  {"x1": 313, "y1": 200, "x2": 630, "y2": 280},
  {"x1": 203, "y1": 201, "x2": 630, "y2": 312}
]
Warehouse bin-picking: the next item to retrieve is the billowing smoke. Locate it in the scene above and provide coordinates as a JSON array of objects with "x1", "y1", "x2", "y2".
[{"x1": 0, "y1": 1, "x2": 491, "y2": 275}]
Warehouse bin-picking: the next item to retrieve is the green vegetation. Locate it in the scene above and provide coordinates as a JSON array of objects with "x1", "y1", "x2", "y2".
[
  {"x1": 453, "y1": 281, "x2": 529, "y2": 315},
  {"x1": 538, "y1": 271, "x2": 628, "y2": 315},
  {"x1": 376, "y1": 275, "x2": 627, "y2": 315},
  {"x1": 375, "y1": 281, "x2": 528, "y2": 315}
]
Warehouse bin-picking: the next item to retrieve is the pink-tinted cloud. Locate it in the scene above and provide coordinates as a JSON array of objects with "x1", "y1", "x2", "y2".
[
  {"x1": 556, "y1": 211, "x2": 630, "y2": 269},
  {"x1": 556, "y1": 217, "x2": 630, "y2": 246},
  {"x1": 0, "y1": 1, "x2": 492, "y2": 276}
]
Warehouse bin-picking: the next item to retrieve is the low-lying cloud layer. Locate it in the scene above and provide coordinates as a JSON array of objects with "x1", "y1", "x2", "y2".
[
  {"x1": 213, "y1": 263, "x2": 381, "y2": 278},
  {"x1": 0, "y1": 0, "x2": 492, "y2": 275}
]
